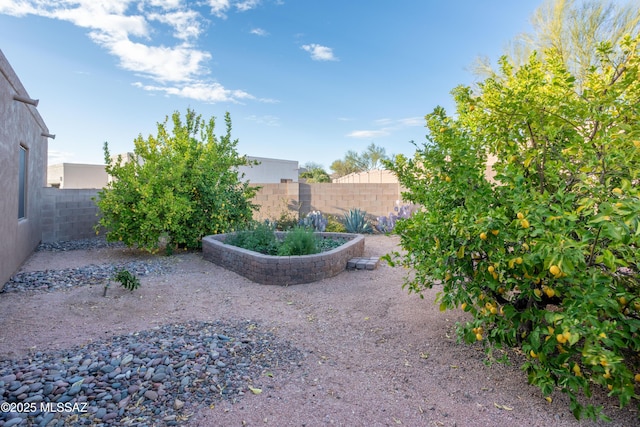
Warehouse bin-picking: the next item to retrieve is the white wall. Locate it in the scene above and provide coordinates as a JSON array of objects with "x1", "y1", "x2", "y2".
[
  {"x1": 47, "y1": 163, "x2": 108, "y2": 189},
  {"x1": 239, "y1": 156, "x2": 299, "y2": 184}
]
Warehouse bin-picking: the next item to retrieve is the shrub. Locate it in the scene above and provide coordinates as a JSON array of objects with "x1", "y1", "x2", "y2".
[
  {"x1": 95, "y1": 109, "x2": 257, "y2": 253},
  {"x1": 342, "y1": 208, "x2": 373, "y2": 234},
  {"x1": 224, "y1": 221, "x2": 279, "y2": 255},
  {"x1": 376, "y1": 202, "x2": 418, "y2": 233},
  {"x1": 325, "y1": 215, "x2": 347, "y2": 233},
  {"x1": 384, "y1": 35, "x2": 640, "y2": 421},
  {"x1": 277, "y1": 226, "x2": 319, "y2": 256}
]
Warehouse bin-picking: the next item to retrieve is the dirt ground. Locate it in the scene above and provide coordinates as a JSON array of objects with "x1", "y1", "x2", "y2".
[{"x1": 0, "y1": 235, "x2": 637, "y2": 426}]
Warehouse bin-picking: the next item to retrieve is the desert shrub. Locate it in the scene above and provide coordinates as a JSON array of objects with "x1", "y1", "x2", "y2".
[
  {"x1": 342, "y1": 208, "x2": 373, "y2": 234},
  {"x1": 95, "y1": 109, "x2": 256, "y2": 253},
  {"x1": 325, "y1": 215, "x2": 347, "y2": 233},
  {"x1": 224, "y1": 221, "x2": 279, "y2": 255},
  {"x1": 384, "y1": 35, "x2": 640, "y2": 420},
  {"x1": 277, "y1": 226, "x2": 319, "y2": 256},
  {"x1": 376, "y1": 202, "x2": 418, "y2": 233}
]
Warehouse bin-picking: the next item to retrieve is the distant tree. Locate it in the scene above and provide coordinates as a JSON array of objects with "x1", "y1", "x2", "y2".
[
  {"x1": 474, "y1": 0, "x2": 640, "y2": 91},
  {"x1": 300, "y1": 162, "x2": 331, "y2": 183},
  {"x1": 330, "y1": 143, "x2": 390, "y2": 177}
]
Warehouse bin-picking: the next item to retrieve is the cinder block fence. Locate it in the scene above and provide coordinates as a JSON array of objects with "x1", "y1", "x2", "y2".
[{"x1": 40, "y1": 182, "x2": 403, "y2": 242}]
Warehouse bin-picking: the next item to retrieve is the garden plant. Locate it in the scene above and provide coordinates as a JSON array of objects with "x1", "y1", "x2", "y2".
[
  {"x1": 385, "y1": 23, "x2": 640, "y2": 423},
  {"x1": 95, "y1": 109, "x2": 257, "y2": 253}
]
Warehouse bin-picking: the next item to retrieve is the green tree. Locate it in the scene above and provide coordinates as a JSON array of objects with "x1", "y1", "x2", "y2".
[
  {"x1": 385, "y1": 22, "x2": 640, "y2": 424},
  {"x1": 95, "y1": 109, "x2": 257, "y2": 252},
  {"x1": 300, "y1": 162, "x2": 331, "y2": 182},
  {"x1": 330, "y1": 143, "x2": 390, "y2": 177}
]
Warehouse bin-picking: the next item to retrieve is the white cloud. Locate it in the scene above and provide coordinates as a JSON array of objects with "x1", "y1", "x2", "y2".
[
  {"x1": 148, "y1": 9, "x2": 203, "y2": 41},
  {"x1": 301, "y1": 44, "x2": 337, "y2": 61},
  {"x1": 398, "y1": 116, "x2": 424, "y2": 126},
  {"x1": 133, "y1": 81, "x2": 255, "y2": 103},
  {"x1": 93, "y1": 33, "x2": 211, "y2": 82},
  {"x1": 347, "y1": 130, "x2": 390, "y2": 139},
  {"x1": 250, "y1": 27, "x2": 268, "y2": 36},
  {"x1": 0, "y1": 0, "x2": 268, "y2": 103},
  {"x1": 235, "y1": 0, "x2": 261, "y2": 12},
  {"x1": 347, "y1": 117, "x2": 424, "y2": 139},
  {"x1": 245, "y1": 114, "x2": 280, "y2": 126},
  {"x1": 207, "y1": 0, "x2": 231, "y2": 18}
]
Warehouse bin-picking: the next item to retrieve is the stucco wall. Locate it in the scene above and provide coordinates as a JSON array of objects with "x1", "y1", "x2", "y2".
[
  {"x1": 0, "y1": 49, "x2": 49, "y2": 285},
  {"x1": 239, "y1": 156, "x2": 299, "y2": 184},
  {"x1": 47, "y1": 163, "x2": 109, "y2": 189}
]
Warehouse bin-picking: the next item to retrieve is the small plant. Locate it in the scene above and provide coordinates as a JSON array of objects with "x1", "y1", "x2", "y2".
[
  {"x1": 299, "y1": 210, "x2": 328, "y2": 232},
  {"x1": 225, "y1": 221, "x2": 279, "y2": 255},
  {"x1": 325, "y1": 215, "x2": 347, "y2": 232},
  {"x1": 103, "y1": 269, "x2": 141, "y2": 296},
  {"x1": 342, "y1": 208, "x2": 372, "y2": 234},
  {"x1": 376, "y1": 202, "x2": 417, "y2": 233},
  {"x1": 277, "y1": 226, "x2": 319, "y2": 256}
]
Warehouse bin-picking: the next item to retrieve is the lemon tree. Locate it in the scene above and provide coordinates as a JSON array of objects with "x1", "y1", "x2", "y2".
[
  {"x1": 385, "y1": 34, "x2": 640, "y2": 420},
  {"x1": 96, "y1": 109, "x2": 257, "y2": 253}
]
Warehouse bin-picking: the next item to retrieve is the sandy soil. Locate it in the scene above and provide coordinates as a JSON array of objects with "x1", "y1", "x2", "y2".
[{"x1": 0, "y1": 235, "x2": 637, "y2": 427}]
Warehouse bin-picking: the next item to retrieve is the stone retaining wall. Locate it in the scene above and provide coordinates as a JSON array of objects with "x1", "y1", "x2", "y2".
[{"x1": 202, "y1": 232, "x2": 364, "y2": 285}]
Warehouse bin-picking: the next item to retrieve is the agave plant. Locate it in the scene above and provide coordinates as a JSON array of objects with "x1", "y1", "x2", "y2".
[{"x1": 343, "y1": 208, "x2": 373, "y2": 234}]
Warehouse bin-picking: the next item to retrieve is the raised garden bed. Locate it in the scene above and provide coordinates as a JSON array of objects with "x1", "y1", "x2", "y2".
[{"x1": 202, "y1": 232, "x2": 364, "y2": 285}]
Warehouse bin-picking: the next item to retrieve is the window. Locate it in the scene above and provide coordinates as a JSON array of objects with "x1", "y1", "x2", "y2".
[{"x1": 18, "y1": 145, "x2": 27, "y2": 219}]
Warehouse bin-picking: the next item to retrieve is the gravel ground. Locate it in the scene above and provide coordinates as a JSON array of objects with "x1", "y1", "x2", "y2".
[{"x1": 0, "y1": 236, "x2": 638, "y2": 427}]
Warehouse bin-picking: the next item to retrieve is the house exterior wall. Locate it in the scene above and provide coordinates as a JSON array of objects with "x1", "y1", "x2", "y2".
[
  {"x1": 0, "y1": 49, "x2": 49, "y2": 285},
  {"x1": 47, "y1": 163, "x2": 108, "y2": 189},
  {"x1": 239, "y1": 156, "x2": 299, "y2": 184}
]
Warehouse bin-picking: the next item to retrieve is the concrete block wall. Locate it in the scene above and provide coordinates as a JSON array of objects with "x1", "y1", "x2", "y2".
[
  {"x1": 299, "y1": 183, "x2": 401, "y2": 218},
  {"x1": 250, "y1": 182, "x2": 300, "y2": 221},
  {"x1": 41, "y1": 188, "x2": 102, "y2": 242},
  {"x1": 203, "y1": 232, "x2": 365, "y2": 285},
  {"x1": 38, "y1": 182, "x2": 404, "y2": 244}
]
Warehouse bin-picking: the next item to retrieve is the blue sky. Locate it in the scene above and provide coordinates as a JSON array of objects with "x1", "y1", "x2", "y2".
[{"x1": 1, "y1": 1, "x2": 543, "y2": 171}]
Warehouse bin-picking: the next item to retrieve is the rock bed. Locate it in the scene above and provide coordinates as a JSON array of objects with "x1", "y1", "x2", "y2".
[
  {"x1": 2, "y1": 261, "x2": 175, "y2": 294},
  {"x1": 0, "y1": 320, "x2": 303, "y2": 426},
  {"x1": 36, "y1": 238, "x2": 127, "y2": 252}
]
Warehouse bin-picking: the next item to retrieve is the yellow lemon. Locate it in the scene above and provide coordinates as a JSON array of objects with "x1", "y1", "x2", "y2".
[
  {"x1": 491, "y1": 229, "x2": 499, "y2": 236},
  {"x1": 549, "y1": 265, "x2": 561, "y2": 276},
  {"x1": 517, "y1": 212, "x2": 524, "y2": 220},
  {"x1": 480, "y1": 232, "x2": 488, "y2": 240},
  {"x1": 475, "y1": 333, "x2": 483, "y2": 341},
  {"x1": 515, "y1": 257, "x2": 523, "y2": 265},
  {"x1": 634, "y1": 373, "x2": 640, "y2": 382},
  {"x1": 487, "y1": 265, "x2": 495, "y2": 273},
  {"x1": 520, "y1": 219, "x2": 530, "y2": 229}
]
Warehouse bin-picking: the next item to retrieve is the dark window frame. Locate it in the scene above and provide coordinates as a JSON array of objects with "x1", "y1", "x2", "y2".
[{"x1": 18, "y1": 145, "x2": 27, "y2": 219}]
